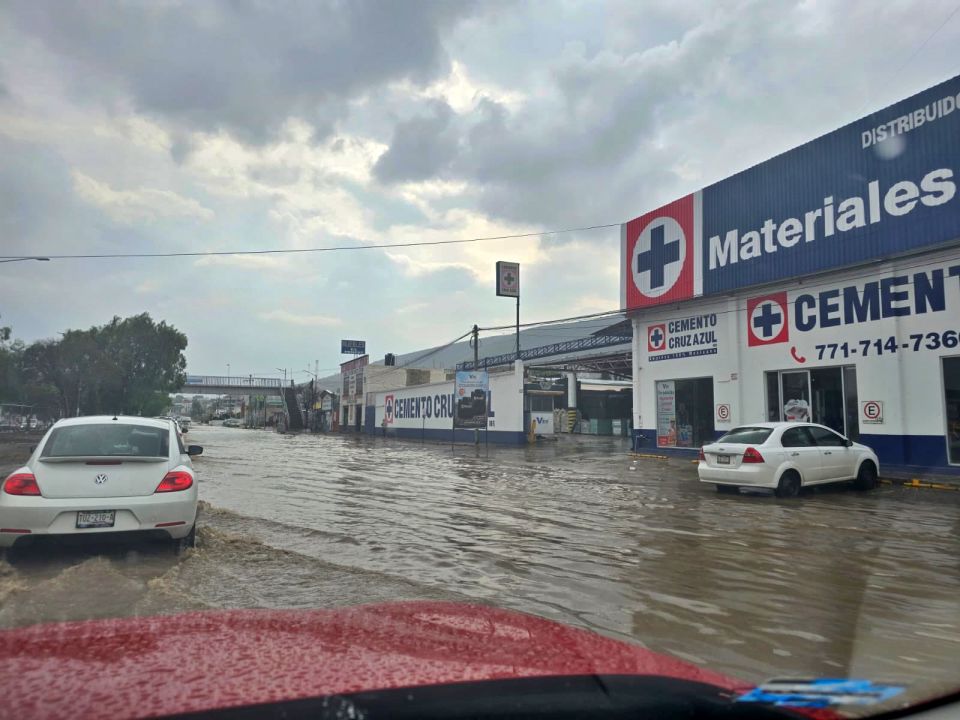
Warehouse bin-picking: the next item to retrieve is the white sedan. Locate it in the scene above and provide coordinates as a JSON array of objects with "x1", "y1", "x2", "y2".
[
  {"x1": 1, "y1": 416, "x2": 201, "y2": 553},
  {"x1": 698, "y1": 422, "x2": 879, "y2": 497}
]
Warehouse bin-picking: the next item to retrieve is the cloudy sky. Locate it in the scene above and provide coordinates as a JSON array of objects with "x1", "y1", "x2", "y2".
[{"x1": 1, "y1": 0, "x2": 958, "y2": 381}]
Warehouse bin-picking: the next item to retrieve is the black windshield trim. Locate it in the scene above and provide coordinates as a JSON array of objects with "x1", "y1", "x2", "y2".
[{"x1": 166, "y1": 674, "x2": 804, "y2": 720}]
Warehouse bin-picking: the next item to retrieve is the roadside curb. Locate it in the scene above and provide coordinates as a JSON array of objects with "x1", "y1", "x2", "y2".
[
  {"x1": 628, "y1": 452, "x2": 670, "y2": 461},
  {"x1": 879, "y1": 477, "x2": 960, "y2": 491}
]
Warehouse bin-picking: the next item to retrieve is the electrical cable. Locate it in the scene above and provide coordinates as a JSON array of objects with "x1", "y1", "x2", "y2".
[{"x1": 0, "y1": 224, "x2": 619, "y2": 261}]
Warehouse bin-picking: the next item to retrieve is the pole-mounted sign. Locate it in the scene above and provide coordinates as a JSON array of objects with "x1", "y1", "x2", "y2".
[
  {"x1": 496, "y1": 261, "x2": 521, "y2": 359},
  {"x1": 496, "y1": 261, "x2": 520, "y2": 297}
]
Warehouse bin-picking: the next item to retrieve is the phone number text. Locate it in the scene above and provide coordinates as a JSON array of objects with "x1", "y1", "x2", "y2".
[{"x1": 815, "y1": 331, "x2": 959, "y2": 359}]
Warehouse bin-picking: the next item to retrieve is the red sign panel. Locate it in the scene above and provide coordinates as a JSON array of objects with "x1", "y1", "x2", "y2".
[
  {"x1": 623, "y1": 194, "x2": 695, "y2": 310},
  {"x1": 746, "y1": 292, "x2": 789, "y2": 347}
]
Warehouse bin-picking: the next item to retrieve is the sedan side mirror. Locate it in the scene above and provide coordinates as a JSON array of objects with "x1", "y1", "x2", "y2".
[
  {"x1": 187, "y1": 445, "x2": 204, "y2": 456},
  {"x1": 845, "y1": 438, "x2": 854, "y2": 447}
]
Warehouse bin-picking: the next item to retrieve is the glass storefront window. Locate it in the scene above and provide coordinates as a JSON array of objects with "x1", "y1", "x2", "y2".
[
  {"x1": 781, "y1": 371, "x2": 811, "y2": 422},
  {"x1": 656, "y1": 378, "x2": 714, "y2": 448},
  {"x1": 766, "y1": 366, "x2": 859, "y2": 438}
]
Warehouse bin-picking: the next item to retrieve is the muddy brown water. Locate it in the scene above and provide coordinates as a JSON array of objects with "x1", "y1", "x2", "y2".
[{"x1": 2, "y1": 426, "x2": 959, "y2": 712}]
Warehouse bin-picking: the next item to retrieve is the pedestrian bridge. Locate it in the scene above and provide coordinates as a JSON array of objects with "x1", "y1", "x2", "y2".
[{"x1": 178, "y1": 375, "x2": 284, "y2": 395}]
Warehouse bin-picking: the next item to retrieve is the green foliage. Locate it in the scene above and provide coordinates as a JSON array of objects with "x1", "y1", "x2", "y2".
[{"x1": 6, "y1": 313, "x2": 188, "y2": 417}]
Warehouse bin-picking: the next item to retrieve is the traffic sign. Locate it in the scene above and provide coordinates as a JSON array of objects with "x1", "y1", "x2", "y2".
[
  {"x1": 716, "y1": 403, "x2": 731, "y2": 423},
  {"x1": 861, "y1": 400, "x2": 883, "y2": 424}
]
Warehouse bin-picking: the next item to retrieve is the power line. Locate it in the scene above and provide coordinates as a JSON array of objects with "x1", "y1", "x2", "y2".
[
  {"x1": 853, "y1": 1, "x2": 960, "y2": 118},
  {"x1": 478, "y1": 251, "x2": 960, "y2": 335},
  {"x1": 0, "y1": 223, "x2": 620, "y2": 262}
]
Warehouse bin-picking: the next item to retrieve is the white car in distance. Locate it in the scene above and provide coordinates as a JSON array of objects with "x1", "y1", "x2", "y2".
[
  {"x1": 698, "y1": 422, "x2": 879, "y2": 497},
  {"x1": 1, "y1": 415, "x2": 201, "y2": 555}
]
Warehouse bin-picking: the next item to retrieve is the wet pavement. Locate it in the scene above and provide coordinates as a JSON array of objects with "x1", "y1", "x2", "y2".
[{"x1": 2, "y1": 425, "x2": 959, "y2": 707}]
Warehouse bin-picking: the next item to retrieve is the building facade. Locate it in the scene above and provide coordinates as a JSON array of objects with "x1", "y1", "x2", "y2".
[
  {"x1": 339, "y1": 355, "x2": 369, "y2": 431},
  {"x1": 622, "y1": 74, "x2": 960, "y2": 474}
]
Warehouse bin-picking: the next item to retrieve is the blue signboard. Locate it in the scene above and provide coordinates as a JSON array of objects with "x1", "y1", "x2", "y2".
[
  {"x1": 623, "y1": 74, "x2": 960, "y2": 309},
  {"x1": 340, "y1": 339, "x2": 366, "y2": 354}
]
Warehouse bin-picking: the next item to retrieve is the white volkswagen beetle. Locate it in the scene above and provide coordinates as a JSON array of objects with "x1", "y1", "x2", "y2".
[
  {"x1": 698, "y1": 421, "x2": 879, "y2": 497},
  {"x1": 1, "y1": 415, "x2": 200, "y2": 554}
]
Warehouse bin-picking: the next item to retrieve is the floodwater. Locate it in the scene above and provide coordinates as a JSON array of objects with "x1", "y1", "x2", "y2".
[{"x1": 3, "y1": 426, "x2": 960, "y2": 709}]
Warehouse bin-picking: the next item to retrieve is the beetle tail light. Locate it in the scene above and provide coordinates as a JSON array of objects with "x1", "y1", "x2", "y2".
[
  {"x1": 155, "y1": 471, "x2": 193, "y2": 493},
  {"x1": 3, "y1": 472, "x2": 41, "y2": 496}
]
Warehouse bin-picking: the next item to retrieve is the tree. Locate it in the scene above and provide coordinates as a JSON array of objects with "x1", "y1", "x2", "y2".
[
  {"x1": 97, "y1": 314, "x2": 188, "y2": 415},
  {"x1": 15, "y1": 313, "x2": 188, "y2": 417}
]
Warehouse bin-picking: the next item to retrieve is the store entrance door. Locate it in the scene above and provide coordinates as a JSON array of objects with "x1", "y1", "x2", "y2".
[
  {"x1": 765, "y1": 366, "x2": 859, "y2": 438},
  {"x1": 944, "y1": 357, "x2": 960, "y2": 465}
]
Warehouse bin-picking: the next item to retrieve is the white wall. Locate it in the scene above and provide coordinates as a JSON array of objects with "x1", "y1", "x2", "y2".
[
  {"x1": 631, "y1": 247, "x2": 960, "y2": 441},
  {"x1": 374, "y1": 361, "x2": 525, "y2": 434},
  {"x1": 632, "y1": 298, "x2": 735, "y2": 434}
]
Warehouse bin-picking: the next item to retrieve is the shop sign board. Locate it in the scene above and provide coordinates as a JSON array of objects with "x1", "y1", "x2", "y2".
[
  {"x1": 454, "y1": 371, "x2": 490, "y2": 429},
  {"x1": 622, "y1": 74, "x2": 960, "y2": 310},
  {"x1": 742, "y1": 258, "x2": 960, "y2": 366},
  {"x1": 496, "y1": 261, "x2": 520, "y2": 297},
  {"x1": 862, "y1": 400, "x2": 884, "y2": 424},
  {"x1": 383, "y1": 388, "x2": 459, "y2": 427},
  {"x1": 656, "y1": 381, "x2": 676, "y2": 447},
  {"x1": 341, "y1": 340, "x2": 366, "y2": 354},
  {"x1": 532, "y1": 412, "x2": 554, "y2": 435},
  {"x1": 646, "y1": 312, "x2": 720, "y2": 361}
]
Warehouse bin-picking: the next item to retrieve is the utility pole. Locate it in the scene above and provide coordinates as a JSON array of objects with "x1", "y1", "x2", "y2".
[
  {"x1": 516, "y1": 293, "x2": 520, "y2": 360},
  {"x1": 472, "y1": 324, "x2": 480, "y2": 448}
]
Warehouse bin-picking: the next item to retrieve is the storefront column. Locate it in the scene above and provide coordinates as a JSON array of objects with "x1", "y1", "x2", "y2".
[{"x1": 631, "y1": 316, "x2": 643, "y2": 451}]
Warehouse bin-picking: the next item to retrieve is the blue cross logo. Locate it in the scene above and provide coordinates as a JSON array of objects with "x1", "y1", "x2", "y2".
[
  {"x1": 637, "y1": 224, "x2": 681, "y2": 289},
  {"x1": 752, "y1": 302, "x2": 782, "y2": 338},
  {"x1": 632, "y1": 216, "x2": 686, "y2": 297},
  {"x1": 650, "y1": 327, "x2": 664, "y2": 347}
]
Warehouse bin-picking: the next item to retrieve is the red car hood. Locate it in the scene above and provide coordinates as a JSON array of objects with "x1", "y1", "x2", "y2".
[{"x1": 0, "y1": 601, "x2": 754, "y2": 719}]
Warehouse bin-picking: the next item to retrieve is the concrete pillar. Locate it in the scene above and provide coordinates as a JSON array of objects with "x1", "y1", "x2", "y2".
[
  {"x1": 565, "y1": 372, "x2": 577, "y2": 408},
  {"x1": 631, "y1": 316, "x2": 642, "y2": 448}
]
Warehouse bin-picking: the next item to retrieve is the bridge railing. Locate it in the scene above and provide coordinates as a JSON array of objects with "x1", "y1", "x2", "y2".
[{"x1": 184, "y1": 375, "x2": 283, "y2": 389}]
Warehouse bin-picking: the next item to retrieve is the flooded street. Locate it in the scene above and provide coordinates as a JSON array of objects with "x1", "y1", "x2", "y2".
[{"x1": 3, "y1": 425, "x2": 960, "y2": 703}]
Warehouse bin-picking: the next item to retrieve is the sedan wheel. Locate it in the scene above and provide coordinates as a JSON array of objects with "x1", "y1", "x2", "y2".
[
  {"x1": 775, "y1": 471, "x2": 801, "y2": 498},
  {"x1": 854, "y1": 462, "x2": 878, "y2": 491},
  {"x1": 174, "y1": 524, "x2": 197, "y2": 555}
]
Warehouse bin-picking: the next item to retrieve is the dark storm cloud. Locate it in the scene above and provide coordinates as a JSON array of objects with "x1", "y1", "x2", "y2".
[
  {"x1": 0, "y1": 136, "x2": 84, "y2": 256},
  {"x1": 368, "y1": 6, "x2": 751, "y2": 228},
  {"x1": 372, "y1": 100, "x2": 459, "y2": 183},
  {"x1": 5, "y1": 0, "x2": 477, "y2": 144}
]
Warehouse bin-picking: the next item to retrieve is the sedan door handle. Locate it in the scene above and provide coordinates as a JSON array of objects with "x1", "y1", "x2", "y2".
[
  {"x1": 823, "y1": 451, "x2": 832, "y2": 455},
  {"x1": 791, "y1": 452, "x2": 799, "y2": 456}
]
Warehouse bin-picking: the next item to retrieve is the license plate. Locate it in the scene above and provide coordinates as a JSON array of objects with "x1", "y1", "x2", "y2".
[
  {"x1": 76, "y1": 510, "x2": 116, "y2": 529},
  {"x1": 716, "y1": 455, "x2": 730, "y2": 465}
]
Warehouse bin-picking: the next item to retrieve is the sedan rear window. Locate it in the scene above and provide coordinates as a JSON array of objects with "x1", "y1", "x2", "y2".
[
  {"x1": 716, "y1": 427, "x2": 773, "y2": 444},
  {"x1": 41, "y1": 424, "x2": 170, "y2": 458}
]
